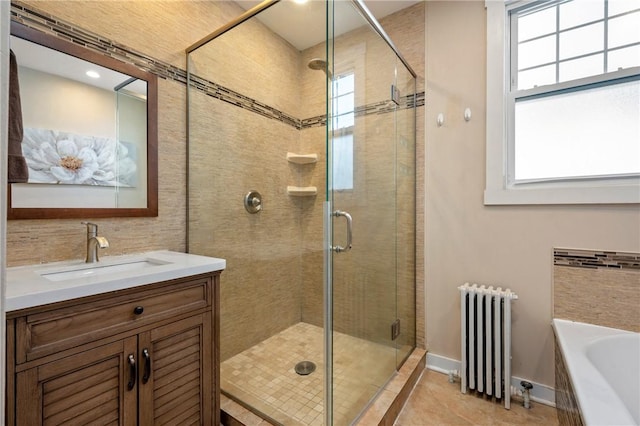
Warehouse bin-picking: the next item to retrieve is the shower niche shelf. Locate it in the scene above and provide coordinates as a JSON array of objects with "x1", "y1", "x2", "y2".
[
  {"x1": 287, "y1": 186, "x2": 317, "y2": 196},
  {"x1": 287, "y1": 152, "x2": 317, "y2": 196},
  {"x1": 287, "y1": 152, "x2": 318, "y2": 164}
]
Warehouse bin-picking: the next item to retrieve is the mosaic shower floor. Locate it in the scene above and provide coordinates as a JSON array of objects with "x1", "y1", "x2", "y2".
[{"x1": 221, "y1": 322, "x2": 397, "y2": 425}]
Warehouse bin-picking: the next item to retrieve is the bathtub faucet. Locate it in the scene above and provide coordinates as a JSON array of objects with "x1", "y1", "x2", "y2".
[{"x1": 82, "y1": 221, "x2": 109, "y2": 263}]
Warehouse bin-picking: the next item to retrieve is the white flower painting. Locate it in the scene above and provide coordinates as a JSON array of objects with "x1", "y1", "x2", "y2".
[{"x1": 21, "y1": 128, "x2": 137, "y2": 187}]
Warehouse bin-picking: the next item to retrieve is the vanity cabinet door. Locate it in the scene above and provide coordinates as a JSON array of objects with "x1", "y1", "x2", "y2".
[
  {"x1": 137, "y1": 313, "x2": 213, "y2": 425},
  {"x1": 15, "y1": 337, "x2": 138, "y2": 426}
]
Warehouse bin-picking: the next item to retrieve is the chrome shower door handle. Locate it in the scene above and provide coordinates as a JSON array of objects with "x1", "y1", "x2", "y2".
[{"x1": 332, "y1": 210, "x2": 352, "y2": 253}]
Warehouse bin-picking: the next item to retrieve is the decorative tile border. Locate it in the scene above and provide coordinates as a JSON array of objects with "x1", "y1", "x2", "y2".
[
  {"x1": 11, "y1": 1, "x2": 187, "y2": 84},
  {"x1": 554, "y1": 248, "x2": 640, "y2": 270},
  {"x1": 12, "y1": 1, "x2": 425, "y2": 132},
  {"x1": 300, "y1": 92, "x2": 425, "y2": 129},
  {"x1": 189, "y1": 74, "x2": 301, "y2": 129}
]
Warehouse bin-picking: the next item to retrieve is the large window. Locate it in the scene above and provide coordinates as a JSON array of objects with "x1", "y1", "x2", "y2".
[
  {"x1": 332, "y1": 73, "x2": 354, "y2": 191},
  {"x1": 485, "y1": 0, "x2": 640, "y2": 204}
]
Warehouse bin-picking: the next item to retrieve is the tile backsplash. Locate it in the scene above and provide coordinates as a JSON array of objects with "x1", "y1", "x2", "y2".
[{"x1": 553, "y1": 248, "x2": 640, "y2": 332}]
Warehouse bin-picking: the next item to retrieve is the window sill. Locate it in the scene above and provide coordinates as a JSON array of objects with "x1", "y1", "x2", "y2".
[{"x1": 484, "y1": 183, "x2": 640, "y2": 205}]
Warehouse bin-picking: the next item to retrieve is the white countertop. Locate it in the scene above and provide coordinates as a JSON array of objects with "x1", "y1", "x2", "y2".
[{"x1": 6, "y1": 251, "x2": 226, "y2": 312}]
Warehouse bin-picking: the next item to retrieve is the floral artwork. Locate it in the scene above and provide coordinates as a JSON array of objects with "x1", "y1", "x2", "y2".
[{"x1": 21, "y1": 128, "x2": 137, "y2": 187}]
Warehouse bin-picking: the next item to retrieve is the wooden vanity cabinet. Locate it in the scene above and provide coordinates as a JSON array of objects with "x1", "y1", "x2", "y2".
[{"x1": 5, "y1": 272, "x2": 220, "y2": 425}]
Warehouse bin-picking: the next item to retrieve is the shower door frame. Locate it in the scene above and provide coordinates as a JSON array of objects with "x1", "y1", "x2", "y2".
[{"x1": 325, "y1": 1, "x2": 417, "y2": 424}]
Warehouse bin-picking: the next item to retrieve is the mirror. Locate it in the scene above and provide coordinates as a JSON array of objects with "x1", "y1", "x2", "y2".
[{"x1": 8, "y1": 22, "x2": 158, "y2": 219}]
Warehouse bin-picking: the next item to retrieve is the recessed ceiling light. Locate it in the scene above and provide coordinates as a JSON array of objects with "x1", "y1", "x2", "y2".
[
  {"x1": 86, "y1": 70, "x2": 100, "y2": 79},
  {"x1": 293, "y1": 0, "x2": 308, "y2": 4}
]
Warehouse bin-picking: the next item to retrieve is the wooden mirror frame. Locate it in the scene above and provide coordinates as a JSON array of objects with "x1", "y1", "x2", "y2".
[{"x1": 8, "y1": 22, "x2": 158, "y2": 220}]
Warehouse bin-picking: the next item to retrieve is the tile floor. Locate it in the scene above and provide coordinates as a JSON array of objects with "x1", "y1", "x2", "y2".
[
  {"x1": 395, "y1": 369, "x2": 559, "y2": 425},
  {"x1": 221, "y1": 322, "x2": 559, "y2": 426},
  {"x1": 221, "y1": 322, "x2": 397, "y2": 425}
]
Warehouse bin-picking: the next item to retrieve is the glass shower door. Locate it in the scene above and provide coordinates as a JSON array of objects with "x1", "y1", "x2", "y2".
[{"x1": 326, "y1": 2, "x2": 399, "y2": 423}]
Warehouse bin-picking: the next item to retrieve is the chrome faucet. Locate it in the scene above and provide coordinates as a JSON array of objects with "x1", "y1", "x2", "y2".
[{"x1": 81, "y1": 222, "x2": 109, "y2": 263}]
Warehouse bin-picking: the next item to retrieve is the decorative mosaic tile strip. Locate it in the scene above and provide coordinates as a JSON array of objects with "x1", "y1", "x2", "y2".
[
  {"x1": 414, "y1": 91, "x2": 426, "y2": 108},
  {"x1": 554, "y1": 248, "x2": 640, "y2": 270},
  {"x1": 300, "y1": 92, "x2": 425, "y2": 129},
  {"x1": 11, "y1": 1, "x2": 187, "y2": 84},
  {"x1": 12, "y1": 2, "x2": 425, "y2": 132},
  {"x1": 301, "y1": 115, "x2": 327, "y2": 129},
  {"x1": 189, "y1": 74, "x2": 302, "y2": 129}
]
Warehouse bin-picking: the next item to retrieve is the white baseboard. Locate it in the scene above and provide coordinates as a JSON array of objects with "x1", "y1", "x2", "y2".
[{"x1": 426, "y1": 352, "x2": 556, "y2": 407}]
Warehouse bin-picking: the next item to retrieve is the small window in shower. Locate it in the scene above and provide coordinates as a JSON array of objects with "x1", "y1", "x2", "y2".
[{"x1": 332, "y1": 73, "x2": 354, "y2": 190}]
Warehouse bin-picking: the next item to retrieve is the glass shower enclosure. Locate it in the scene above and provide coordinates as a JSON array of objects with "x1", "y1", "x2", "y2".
[{"x1": 186, "y1": 1, "x2": 416, "y2": 424}]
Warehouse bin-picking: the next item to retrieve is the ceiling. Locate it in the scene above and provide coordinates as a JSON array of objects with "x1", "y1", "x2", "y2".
[{"x1": 233, "y1": 0, "x2": 421, "y2": 51}]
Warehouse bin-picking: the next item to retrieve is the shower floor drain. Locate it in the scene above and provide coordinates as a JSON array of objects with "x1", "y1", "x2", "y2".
[{"x1": 294, "y1": 361, "x2": 316, "y2": 376}]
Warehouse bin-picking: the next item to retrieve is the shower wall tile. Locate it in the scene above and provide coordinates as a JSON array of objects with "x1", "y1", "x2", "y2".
[
  {"x1": 189, "y1": 88, "x2": 303, "y2": 360},
  {"x1": 298, "y1": 126, "x2": 327, "y2": 331},
  {"x1": 13, "y1": 1, "x2": 242, "y2": 71},
  {"x1": 189, "y1": 75, "x2": 301, "y2": 129},
  {"x1": 7, "y1": 0, "x2": 245, "y2": 266},
  {"x1": 13, "y1": 1, "x2": 421, "y2": 139},
  {"x1": 187, "y1": 10, "x2": 302, "y2": 121},
  {"x1": 300, "y1": 111, "x2": 416, "y2": 348},
  {"x1": 553, "y1": 248, "x2": 640, "y2": 332},
  {"x1": 297, "y1": 2, "x2": 426, "y2": 350},
  {"x1": 300, "y1": 43, "x2": 329, "y2": 121},
  {"x1": 9, "y1": 0, "x2": 427, "y2": 356},
  {"x1": 380, "y1": 3, "x2": 426, "y2": 94}
]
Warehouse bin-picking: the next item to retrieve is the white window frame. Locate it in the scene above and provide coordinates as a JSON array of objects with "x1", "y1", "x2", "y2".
[{"x1": 485, "y1": 0, "x2": 640, "y2": 205}]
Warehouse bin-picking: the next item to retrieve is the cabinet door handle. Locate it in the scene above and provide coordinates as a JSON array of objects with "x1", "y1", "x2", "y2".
[
  {"x1": 127, "y1": 354, "x2": 137, "y2": 390},
  {"x1": 142, "y1": 348, "x2": 151, "y2": 384}
]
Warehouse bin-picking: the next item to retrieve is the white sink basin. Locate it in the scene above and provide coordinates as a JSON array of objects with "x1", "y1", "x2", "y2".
[
  {"x1": 6, "y1": 251, "x2": 226, "y2": 312},
  {"x1": 40, "y1": 259, "x2": 169, "y2": 281}
]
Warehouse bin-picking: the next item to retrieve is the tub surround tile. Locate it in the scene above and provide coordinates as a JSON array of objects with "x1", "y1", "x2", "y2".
[
  {"x1": 553, "y1": 248, "x2": 640, "y2": 333},
  {"x1": 552, "y1": 332, "x2": 585, "y2": 426},
  {"x1": 553, "y1": 249, "x2": 638, "y2": 425}
]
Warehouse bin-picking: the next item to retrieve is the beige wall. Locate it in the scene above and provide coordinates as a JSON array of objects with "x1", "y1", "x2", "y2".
[{"x1": 424, "y1": 0, "x2": 640, "y2": 387}]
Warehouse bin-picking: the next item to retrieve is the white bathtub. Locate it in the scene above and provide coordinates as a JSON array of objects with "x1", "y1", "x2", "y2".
[{"x1": 553, "y1": 319, "x2": 640, "y2": 426}]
